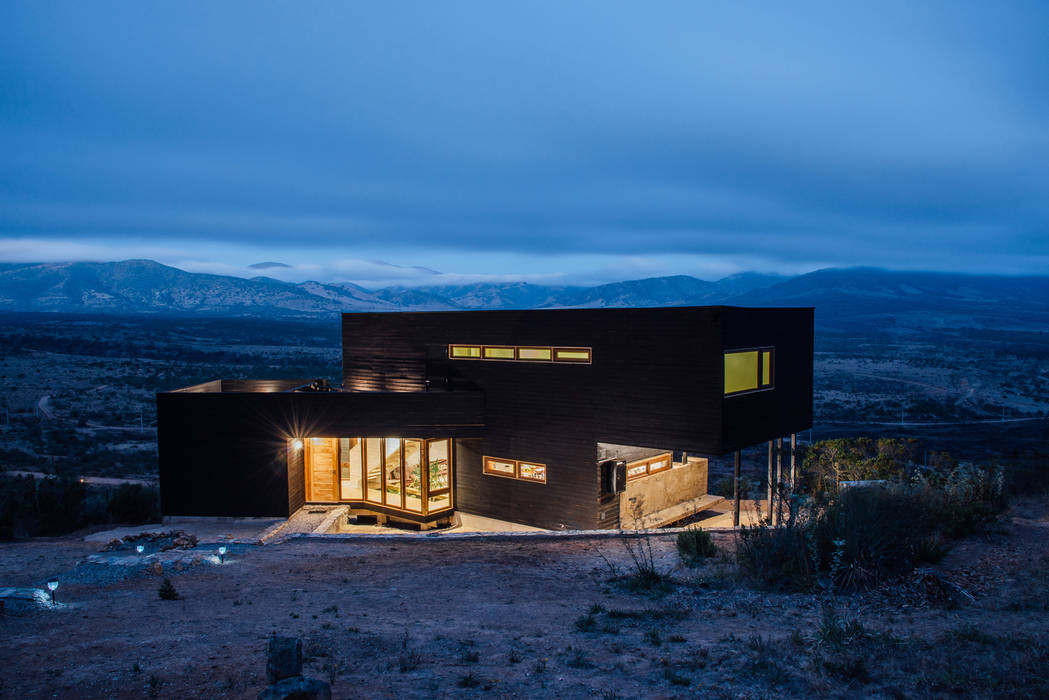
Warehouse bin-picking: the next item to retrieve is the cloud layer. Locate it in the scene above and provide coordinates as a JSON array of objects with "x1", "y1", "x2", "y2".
[{"x1": 1, "y1": 2, "x2": 1047, "y2": 282}]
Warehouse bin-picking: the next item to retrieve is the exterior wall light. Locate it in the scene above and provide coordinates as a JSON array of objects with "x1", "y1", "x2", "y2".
[
  {"x1": 292, "y1": 439, "x2": 304, "y2": 450},
  {"x1": 218, "y1": 545, "x2": 227, "y2": 563},
  {"x1": 46, "y1": 577, "x2": 59, "y2": 605}
]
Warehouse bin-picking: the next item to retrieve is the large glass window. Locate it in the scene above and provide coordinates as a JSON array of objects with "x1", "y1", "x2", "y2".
[
  {"x1": 428, "y1": 439, "x2": 451, "y2": 511},
  {"x1": 365, "y1": 438, "x2": 382, "y2": 503},
  {"x1": 724, "y1": 348, "x2": 774, "y2": 396},
  {"x1": 309, "y1": 436, "x2": 453, "y2": 515},
  {"x1": 339, "y1": 438, "x2": 363, "y2": 500},
  {"x1": 404, "y1": 439, "x2": 423, "y2": 513},
  {"x1": 384, "y1": 438, "x2": 402, "y2": 508}
]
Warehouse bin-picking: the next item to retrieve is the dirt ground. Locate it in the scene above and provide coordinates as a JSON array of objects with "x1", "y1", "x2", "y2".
[{"x1": 2, "y1": 495, "x2": 1048, "y2": 699}]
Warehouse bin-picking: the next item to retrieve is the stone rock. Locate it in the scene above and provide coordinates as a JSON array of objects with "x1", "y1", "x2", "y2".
[
  {"x1": 147, "y1": 562, "x2": 163, "y2": 576},
  {"x1": 266, "y1": 636, "x2": 303, "y2": 684},
  {"x1": 257, "y1": 676, "x2": 331, "y2": 700},
  {"x1": 915, "y1": 568, "x2": 975, "y2": 608}
]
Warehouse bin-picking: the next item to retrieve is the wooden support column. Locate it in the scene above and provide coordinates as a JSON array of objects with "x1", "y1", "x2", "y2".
[
  {"x1": 733, "y1": 450, "x2": 741, "y2": 527},
  {"x1": 790, "y1": 433, "x2": 797, "y2": 489},
  {"x1": 767, "y1": 440, "x2": 774, "y2": 521},
  {"x1": 774, "y1": 437, "x2": 783, "y2": 525}
]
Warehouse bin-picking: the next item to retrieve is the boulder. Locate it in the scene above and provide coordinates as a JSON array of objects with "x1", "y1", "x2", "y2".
[
  {"x1": 257, "y1": 676, "x2": 331, "y2": 700},
  {"x1": 266, "y1": 636, "x2": 302, "y2": 684}
]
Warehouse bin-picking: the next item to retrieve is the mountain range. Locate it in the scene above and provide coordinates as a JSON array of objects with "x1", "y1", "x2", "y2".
[{"x1": 1, "y1": 259, "x2": 1047, "y2": 332}]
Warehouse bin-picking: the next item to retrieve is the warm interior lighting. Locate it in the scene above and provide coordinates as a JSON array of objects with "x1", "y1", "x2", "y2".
[
  {"x1": 449, "y1": 344, "x2": 591, "y2": 364},
  {"x1": 724, "y1": 348, "x2": 774, "y2": 395}
]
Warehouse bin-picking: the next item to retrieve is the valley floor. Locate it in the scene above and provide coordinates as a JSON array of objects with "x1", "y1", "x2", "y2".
[{"x1": 1, "y1": 495, "x2": 1048, "y2": 698}]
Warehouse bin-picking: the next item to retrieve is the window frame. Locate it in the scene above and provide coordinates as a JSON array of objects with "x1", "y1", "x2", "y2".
[
  {"x1": 448, "y1": 344, "x2": 592, "y2": 364},
  {"x1": 625, "y1": 452, "x2": 674, "y2": 481},
  {"x1": 723, "y1": 346, "x2": 775, "y2": 397},
  {"x1": 483, "y1": 455, "x2": 548, "y2": 485}
]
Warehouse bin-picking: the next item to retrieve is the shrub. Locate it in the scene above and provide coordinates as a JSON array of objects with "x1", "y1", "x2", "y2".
[
  {"x1": 158, "y1": 578, "x2": 179, "y2": 600},
  {"x1": 677, "y1": 527, "x2": 717, "y2": 565},
  {"x1": 736, "y1": 522, "x2": 815, "y2": 592},
  {"x1": 107, "y1": 483, "x2": 161, "y2": 525}
]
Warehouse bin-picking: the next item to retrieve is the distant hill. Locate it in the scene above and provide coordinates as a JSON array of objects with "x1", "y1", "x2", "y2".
[{"x1": 0, "y1": 260, "x2": 1045, "y2": 333}]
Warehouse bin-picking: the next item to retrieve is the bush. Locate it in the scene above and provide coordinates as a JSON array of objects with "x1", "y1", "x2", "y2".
[
  {"x1": 737, "y1": 522, "x2": 815, "y2": 592},
  {"x1": 158, "y1": 578, "x2": 179, "y2": 600},
  {"x1": 713, "y1": 476, "x2": 755, "y2": 499},
  {"x1": 107, "y1": 483, "x2": 161, "y2": 525},
  {"x1": 737, "y1": 462, "x2": 1008, "y2": 593},
  {"x1": 676, "y1": 527, "x2": 717, "y2": 565}
]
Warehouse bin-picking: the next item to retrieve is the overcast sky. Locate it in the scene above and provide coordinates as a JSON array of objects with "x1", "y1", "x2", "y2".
[{"x1": 1, "y1": 2, "x2": 1047, "y2": 286}]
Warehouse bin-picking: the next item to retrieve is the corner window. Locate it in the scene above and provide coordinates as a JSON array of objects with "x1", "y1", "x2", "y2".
[
  {"x1": 724, "y1": 347, "x2": 774, "y2": 396},
  {"x1": 483, "y1": 456, "x2": 548, "y2": 484}
]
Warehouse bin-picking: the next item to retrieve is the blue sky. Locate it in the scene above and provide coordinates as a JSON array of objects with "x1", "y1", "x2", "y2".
[{"x1": 1, "y1": 1, "x2": 1047, "y2": 287}]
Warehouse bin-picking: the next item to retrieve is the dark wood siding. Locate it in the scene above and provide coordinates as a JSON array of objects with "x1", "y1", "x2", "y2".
[
  {"x1": 157, "y1": 390, "x2": 483, "y2": 517},
  {"x1": 720, "y1": 307, "x2": 814, "y2": 451}
]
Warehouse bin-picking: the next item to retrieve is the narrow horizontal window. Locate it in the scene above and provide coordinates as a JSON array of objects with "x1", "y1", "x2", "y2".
[
  {"x1": 724, "y1": 347, "x2": 774, "y2": 396},
  {"x1": 448, "y1": 345, "x2": 592, "y2": 364},
  {"x1": 483, "y1": 346, "x2": 515, "y2": 360},
  {"x1": 553, "y1": 347, "x2": 592, "y2": 363},
  {"x1": 483, "y1": 456, "x2": 547, "y2": 484},
  {"x1": 517, "y1": 347, "x2": 552, "y2": 361},
  {"x1": 518, "y1": 461, "x2": 547, "y2": 484},
  {"x1": 626, "y1": 453, "x2": 673, "y2": 481},
  {"x1": 483, "y1": 457, "x2": 517, "y2": 477},
  {"x1": 450, "y1": 344, "x2": 481, "y2": 359}
]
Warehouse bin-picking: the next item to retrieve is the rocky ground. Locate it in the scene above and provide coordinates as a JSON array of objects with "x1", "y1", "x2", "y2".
[{"x1": 1, "y1": 494, "x2": 1048, "y2": 699}]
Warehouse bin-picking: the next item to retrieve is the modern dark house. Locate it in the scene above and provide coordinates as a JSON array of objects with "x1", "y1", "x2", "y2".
[{"x1": 157, "y1": 306, "x2": 813, "y2": 530}]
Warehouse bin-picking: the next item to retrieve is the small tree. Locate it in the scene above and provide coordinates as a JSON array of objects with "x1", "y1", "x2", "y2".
[{"x1": 158, "y1": 578, "x2": 179, "y2": 600}]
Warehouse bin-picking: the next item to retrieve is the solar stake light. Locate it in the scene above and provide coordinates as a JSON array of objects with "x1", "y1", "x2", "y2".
[
  {"x1": 46, "y1": 577, "x2": 59, "y2": 605},
  {"x1": 136, "y1": 544, "x2": 145, "y2": 554},
  {"x1": 218, "y1": 545, "x2": 227, "y2": 563}
]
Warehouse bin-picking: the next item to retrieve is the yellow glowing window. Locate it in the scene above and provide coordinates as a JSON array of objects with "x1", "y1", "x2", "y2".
[
  {"x1": 483, "y1": 346, "x2": 516, "y2": 360},
  {"x1": 518, "y1": 462, "x2": 547, "y2": 483},
  {"x1": 517, "y1": 347, "x2": 552, "y2": 361},
  {"x1": 724, "y1": 348, "x2": 774, "y2": 395},
  {"x1": 483, "y1": 457, "x2": 517, "y2": 476},
  {"x1": 450, "y1": 345, "x2": 481, "y2": 358},
  {"x1": 483, "y1": 456, "x2": 547, "y2": 484},
  {"x1": 449, "y1": 345, "x2": 591, "y2": 364},
  {"x1": 553, "y1": 347, "x2": 591, "y2": 363},
  {"x1": 626, "y1": 453, "x2": 673, "y2": 480}
]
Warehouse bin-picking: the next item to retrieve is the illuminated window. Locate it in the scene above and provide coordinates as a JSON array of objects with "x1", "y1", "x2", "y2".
[
  {"x1": 483, "y1": 456, "x2": 547, "y2": 484},
  {"x1": 553, "y1": 347, "x2": 591, "y2": 363},
  {"x1": 483, "y1": 346, "x2": 515, "y2": 360},
  {"x1": 449, "y1": 345, "x2": 481, "y2": 359},
  {"x1": 517, "y1": 347, "x2": 552, "y2": 361},
  {"x1": 448, "y1": 345, "x2": 591, "y2": 364},
  {"x1": 483, "y1": 457, "x2": 517, "y2": 476},
  {"x1": 518, "y1": 462, "x2": 547, "y2": 484},
  {"x1": 626, "y1": 453, "x2": 673, "y2": 481},
  {"x1": 724, "y1": 348, "x2": 774, "y2": 396}
]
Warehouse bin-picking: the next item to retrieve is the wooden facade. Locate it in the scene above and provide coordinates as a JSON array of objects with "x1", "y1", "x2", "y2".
[{"x1": 158, "y1": 306, "x2": 813, "y2": 529}]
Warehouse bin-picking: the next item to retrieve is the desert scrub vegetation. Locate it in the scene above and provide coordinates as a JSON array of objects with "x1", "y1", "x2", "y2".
[
  {"x1": 738, "y1": 462, "x2": 1007, "y2": 593},
  {"x1": 0, "y1": 475, "x2": 160, "y2": 539},
  {"x1": 676, "y1": 526, "x2": 717, "y2": 565}
]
